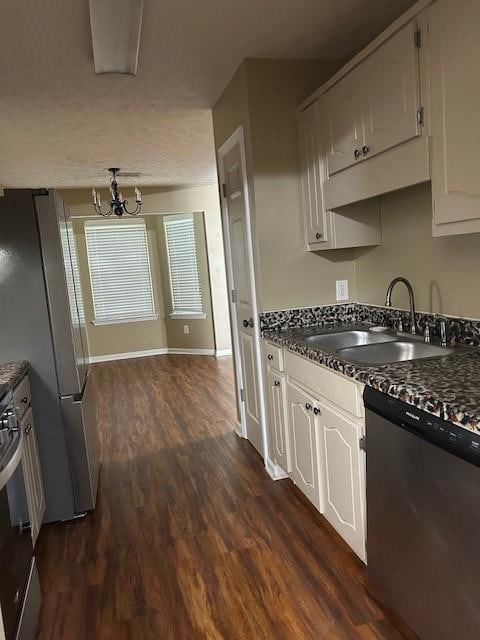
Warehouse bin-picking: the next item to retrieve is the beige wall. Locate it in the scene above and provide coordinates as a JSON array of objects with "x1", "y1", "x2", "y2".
[
  {"x1": 355, "y1": 182, "x2": 480, "y2": 319},
  {"x1": 61, "y1": 184, "x2": 231, "y2": 357},
  {"x1": 213, "y1": 59, "x2": 357, "y2": 313},
  {"x1": 72, "y1": 216, "x2": 168, "y2": 358},
  {"x1": 155, "y1": 212, "x2": 215, "y2": 350}
]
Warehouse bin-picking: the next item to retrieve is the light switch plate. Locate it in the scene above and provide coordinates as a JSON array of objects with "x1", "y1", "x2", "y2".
[
  {"x1": 336, "y1": 280, "x2": 349, "y2": 301},
  {"x1": 183, "y1": 325, "x2": 190, "y2": 334}
]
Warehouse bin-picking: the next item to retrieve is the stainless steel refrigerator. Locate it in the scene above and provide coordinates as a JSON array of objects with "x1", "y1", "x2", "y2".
[{"x1": 0, "y1": 189, "x2": 100, "y2": 522}]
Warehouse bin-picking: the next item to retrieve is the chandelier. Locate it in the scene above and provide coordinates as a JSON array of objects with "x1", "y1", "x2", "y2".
[{"x1": 92, "y1": 168, "x2": 142, "y2": 217}]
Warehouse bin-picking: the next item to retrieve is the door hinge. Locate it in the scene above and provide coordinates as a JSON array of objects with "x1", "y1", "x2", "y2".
[
  {"x1": 414, "y1": 28, "x2": 422, "y2": 48},
  {"x1": 359, "y1": 436, "x2": 366, "y2": 452},
  {"x1": 222, "y1": 183, "x2": 228, "y2": 199},
  {"x1": 231, "y1": 289, "x2": 237, "y2": 304},
  {"x1": 240, "y1": 388, "x2": 245, "y2": 402},
  {"x1": 417, "y1": 106, "x2": 424, "y2": 127}
]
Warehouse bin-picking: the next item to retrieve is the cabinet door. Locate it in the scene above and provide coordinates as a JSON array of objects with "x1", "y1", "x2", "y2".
[
  {"x1": 362, "y1": 21, "x2": 421, "y2": 160},
  {"x1": 429, "y1": 0, "x2": 480, "y2": 226},
  {"x1": 298, "y1": 102, "x2": 329, "y2": 245},
  {"x1": 321, "y1": 67, "x2": 364, "y2": 175},
  {"x1": 266, "y1": 369, "x2": 290, "y2": 473},
  {"x1": 21, "y1": 408, "x2": 45, "y2": 546},
  {"x1": 317, "y1": 402, "x2": 365, "y2": 560},
  {"x1": 286, "y1": 380, "x2": 320, "y2": 508}
]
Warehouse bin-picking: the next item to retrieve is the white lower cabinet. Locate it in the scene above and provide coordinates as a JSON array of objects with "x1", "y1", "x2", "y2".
[
  {"x1": 317, "y1": 402, "x2": 366, "y2": 560},
  {"x1": 263, "y1": 341, "x2": 366, "y2": 561},
  {"x1": 21, "y1": 406, "x2": 45, "y2": 546},
  {"x1": 266, "y1": 368, "x2": 290, "y2": 473},
  {"x1": 285, "y1": 379, "x2": 321, "y2": 509}
]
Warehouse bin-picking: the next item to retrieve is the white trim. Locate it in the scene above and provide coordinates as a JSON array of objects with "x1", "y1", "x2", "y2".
[
  {"x1": 265, "y1": 457, "x2": 289, "y2": 481},
  {"x1": 91, "y1": 314, "x2": 159, "y2": 326},
  {"x1": 89, "y1": 347, "x2": 219, "y2": 363},
  {"x1": 234, "y1": 422, "x2": 244, "y2": 438},
  {"x1": 89, "y1": 348, "x2": 168, "y2": 363},
  {"x1": 217, "y1": 126, "x2": 269, "y2": 462},
  {"x1": 298, "y1": 0, "x2": 434, "y2": 111},
  {"x1": 169, "y1": 312, "x2": 206, "y2": 320},
  {"x1": 215, "y1": 348, "x2": 233, "y2": 357},
  {"x1": 167, "y1": 348, "x2": 215, "y2": 356}
]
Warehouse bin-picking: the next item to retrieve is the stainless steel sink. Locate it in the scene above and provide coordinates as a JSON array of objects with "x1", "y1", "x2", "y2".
[
  {"x1": 337, "y1": 340, "x2": 456, "y2": 365},
  {"x1": 303, "y1": 330, "x2": 397, "y2": 351}
]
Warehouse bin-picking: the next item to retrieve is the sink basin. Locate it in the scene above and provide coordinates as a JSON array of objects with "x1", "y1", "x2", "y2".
[
  {"x1": 303, "y1": 330, "x2": 397, "y2": 351},
  {"x1": 337, "y1": 340, "x2": 456, "y2": 365}
]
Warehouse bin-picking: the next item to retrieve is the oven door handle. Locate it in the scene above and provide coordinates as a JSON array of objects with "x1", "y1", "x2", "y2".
[{"x1": 0, "y1": 430, "x2": 24, "y2": 491}]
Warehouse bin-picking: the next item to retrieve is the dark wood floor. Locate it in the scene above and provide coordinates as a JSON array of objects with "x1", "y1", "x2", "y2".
[{"x1": 35, "y1": 355, "x2": 411, "y2": 640}]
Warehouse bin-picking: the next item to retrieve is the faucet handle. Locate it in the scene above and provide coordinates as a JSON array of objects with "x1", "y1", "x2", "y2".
[
  {"x1": 434, "y1": 314, "x2": 449, "y2": 346},
  {"x1": 424, "y1": 324, "x2": 431, "y2": 343}
]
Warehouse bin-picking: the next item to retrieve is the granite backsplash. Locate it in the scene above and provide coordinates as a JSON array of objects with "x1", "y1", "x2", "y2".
[{"x1": 259, "y1": 303, "x2": 480, "y2": 347}]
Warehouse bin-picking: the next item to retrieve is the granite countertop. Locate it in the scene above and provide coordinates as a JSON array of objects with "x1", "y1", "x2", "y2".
[
  {"x1": 0, "y1": 360, "x2": 30, "y2": 392},
  {"x1": 264, "y1": 323, "x2": 480, "y2": 433}
]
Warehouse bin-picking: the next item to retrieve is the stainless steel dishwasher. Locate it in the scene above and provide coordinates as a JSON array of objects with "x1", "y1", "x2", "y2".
[{"x1": 364, "y1": 388, "x2": 480, "y2": 640}]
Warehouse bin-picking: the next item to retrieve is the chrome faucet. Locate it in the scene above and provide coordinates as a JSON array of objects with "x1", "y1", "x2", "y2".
[
  {"x1": 385, "y1": 277, "x2": 417, "y2": 335},
  {"x1": 435, "y1": 314, "x2": 449, "y2": 347}
]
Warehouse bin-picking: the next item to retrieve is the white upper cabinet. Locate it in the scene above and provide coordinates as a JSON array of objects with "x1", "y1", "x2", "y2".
[
  {"x1": 362, "y1": 20, "x2": 421, "y2": 160},
  {"x1": 322, "y1": 67, "x2": 365, "y2": 176},
  {"x1": 298, "y1": 101, "x2": 329, "y2": 245},
  {"x1": 429, "y1": 0, "x2": 480, "y2": 234},
  {"x1": 321, "y1": 19, "x2": 421, "y2": 177}
]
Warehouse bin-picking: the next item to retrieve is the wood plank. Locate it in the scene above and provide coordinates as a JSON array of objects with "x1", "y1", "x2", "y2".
[{"x1": 35, "y1": 354, "x2": 414, "y2": 639}]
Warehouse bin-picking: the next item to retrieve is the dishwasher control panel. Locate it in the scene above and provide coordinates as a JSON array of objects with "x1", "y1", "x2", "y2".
[{"x1": 363, "y1": 387, "x2": 480, "y2": 467}]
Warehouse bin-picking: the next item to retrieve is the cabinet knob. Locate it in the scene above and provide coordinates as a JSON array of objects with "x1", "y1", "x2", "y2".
[
  {"x1": 315, "y1": 232, "x2": 323, "y2": 240},
  {"x1": 267, "y1": 354, "x2": 273, "y2": 360},
  {"x1": 274, "y1": 380, "x2": 280, "y2": 387},
  {"x1": 362, "y1": 145, "x2": 369, "y2": 155},
  {"x1": 354, "y1": 148, "x2": 361, "y2": 159},
  {"x1": 305, "y1": 402, "x2": 312, "y2": 411},
  {"x1": 243, "y1": 318, "x2": 254, "y2": 329},
  {"x1": 24, "y1": 424, "x2": 32, "y2": 435},
  {"x1": 313, "y1": 407, "x2": 321, "y2": 416},
  {"x1": 21, "y1": 397, "x2": 28, "y2": 404}
]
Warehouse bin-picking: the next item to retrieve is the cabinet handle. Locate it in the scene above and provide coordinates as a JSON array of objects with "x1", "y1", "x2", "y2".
[
  {"x1": 21, "y1": 397, "x2": 28, "y2": 404},
  {"x1": 362, "y1": 145, "x2": 369, "y2": 156},
  {"x1": 313, "y1": 407, "x2": 321, "y2": 416},
  {"x1": 24, "y1": 424, "x2": 32, "y2": 435},
  {"x1": 274, "y1": 380, "x2": 280, "y2": 387},
  {"x1": 315, "y1": 232, "x2": 323, "y2": 240},
  {"x1": 267, "y1": 354, "x2": 273, "y2": 360},
  {"x1": 305, "y1": 402, "x2": 312, "y2": 411},
  {"x1": 354, "y1": 148, "x2": 361, "y2": 159}
]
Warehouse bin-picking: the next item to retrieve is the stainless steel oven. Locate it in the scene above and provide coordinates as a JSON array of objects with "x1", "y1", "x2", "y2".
[{"x1": 0, "y1": 389, "x2": 40, "y2": 640}]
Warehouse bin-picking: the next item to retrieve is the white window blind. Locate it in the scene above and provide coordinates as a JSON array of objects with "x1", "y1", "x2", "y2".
[
  {"x1": 164, "y1": 214, "x2": 203, "y2": 316},
  {"x1": 60, "y1": 225, "x2": 85, "y2": 326},
  {"x1": 85, "y1": 220, "x2": 156, "y2": 324}
]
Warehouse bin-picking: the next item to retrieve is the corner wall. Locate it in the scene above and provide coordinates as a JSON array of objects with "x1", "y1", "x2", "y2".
[{"x1": 212, "y1": 58, "x2": 357, "y2": 313}]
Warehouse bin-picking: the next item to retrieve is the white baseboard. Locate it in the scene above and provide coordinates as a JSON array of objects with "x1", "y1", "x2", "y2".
[
  {"x1": 234, "y1": 421, "x2": 245, "y2": 438},
  {"x1": 167, "y1": 348, "x2": 215, "y2": 356},
  {"x1": 265, "y1": 457, "x2": 289, "y2": 481},
  {"x1": 215, "y1": 349, "x2": 233, "y2": 357},
  {"x1": 89, "y1": 347, "x2": 218, "y2": 363},
  {"x1": 89, "y1": 348, "x2": 168, "y2": 363}
]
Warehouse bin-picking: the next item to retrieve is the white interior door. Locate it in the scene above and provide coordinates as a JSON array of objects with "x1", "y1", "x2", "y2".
[{"x1": 220, "y1": 136, "x2": 263, "y2": 455}]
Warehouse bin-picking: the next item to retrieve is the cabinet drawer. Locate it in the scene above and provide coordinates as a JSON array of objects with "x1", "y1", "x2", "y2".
[
  {"x1": 285, "y1": 350, "x2": 363, "y2": 418},
  {"x1": 264, "y1": 341, "x2": 284, "y2": 372},
  {"x1": 13, "y1": 374, "x2": 31, "y2": 418}
]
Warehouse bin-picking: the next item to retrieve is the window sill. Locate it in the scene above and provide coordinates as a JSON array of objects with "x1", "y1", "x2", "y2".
[
  {"x1": 91, "y1": 315, "x2": 159, "y2": 326},
  {"x1": 169, "y1": 312, "x2": 206, "y2": 320}
]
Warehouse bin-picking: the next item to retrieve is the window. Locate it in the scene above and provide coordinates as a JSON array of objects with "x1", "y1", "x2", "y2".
[
  {"x1": 164, "y1": 214, "x2": 204, "y2": 318},
  {"x1": 84, "y1": 219, "x2": 157, "y2": 325}
]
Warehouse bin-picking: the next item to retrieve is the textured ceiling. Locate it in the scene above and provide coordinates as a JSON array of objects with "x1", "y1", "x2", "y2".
[{"x1": 0, "y1": 0, "x2": 416, "y2": 188}]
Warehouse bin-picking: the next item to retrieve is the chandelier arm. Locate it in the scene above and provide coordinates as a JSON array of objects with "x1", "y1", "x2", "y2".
[
  {"x1": 94, "y1": 204, "x2": 114, "y2": 217},
  {"x1": 122, "y1": 200, "x2": 141, "y2": 215}
]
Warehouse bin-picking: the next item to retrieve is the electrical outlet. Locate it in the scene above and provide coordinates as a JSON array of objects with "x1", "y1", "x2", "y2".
[
  {"x1": 336, "y1": 280, "x2": 349, "y2": 301},
  {"x1": 183, "y1": 325, "x2": 190, "y2": 335}
]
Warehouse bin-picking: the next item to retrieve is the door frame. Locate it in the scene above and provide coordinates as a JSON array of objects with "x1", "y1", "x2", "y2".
[{"x1": 217, "y1": 126, "x2": 268, "y2": 461}]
